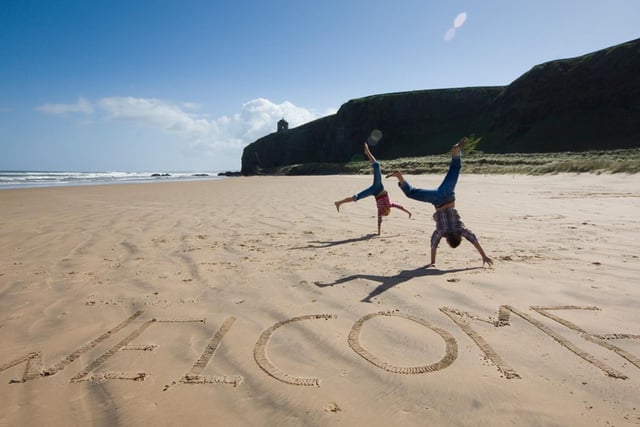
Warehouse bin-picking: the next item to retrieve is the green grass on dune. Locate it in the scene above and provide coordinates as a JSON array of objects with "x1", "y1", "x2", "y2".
[{"x1": 267, "y1": 148, "x2": 640, "y2": 176}]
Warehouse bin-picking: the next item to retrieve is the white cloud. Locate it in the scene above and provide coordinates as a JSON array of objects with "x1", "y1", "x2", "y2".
[
  {"x1": 98, "y1": 97, "x2": 212, "y2": 137},
  {"x1": 187, "y1": 98, "x2": 330, "y2": 154},
  {"x1": 36, "y1": 97, "x2": 94, "y2": 115},
  {"x1": 236, "y1": 98, "x2": 319, "y2": 140},
  {"x1": 444, "y1": 12, "x2": 467, "y2": 42},
  {"x1": 181, "y1": 102, "x2": 201, "y2": 110},
  {"x1": 36, "y1": 95, "x2": 336, "y2": 158}
]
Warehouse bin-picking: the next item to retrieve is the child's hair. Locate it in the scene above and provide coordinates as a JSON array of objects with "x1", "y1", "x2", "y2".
[{"x1": 446, "y1": 232, "x2": 462, "y2": 248}]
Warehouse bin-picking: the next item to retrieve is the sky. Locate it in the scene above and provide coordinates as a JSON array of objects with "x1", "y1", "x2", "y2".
[{"x1": 1, "y1": 1, "x2": 639, "y2": 172}]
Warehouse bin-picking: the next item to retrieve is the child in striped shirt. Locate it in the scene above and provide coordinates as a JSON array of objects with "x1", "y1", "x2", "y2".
[
  {"x1": 335, "y1": 142, "x2": 412, "y2": 235},
  {"x1": 386, "y1": 138, "x2": 493, "y2": 268}
]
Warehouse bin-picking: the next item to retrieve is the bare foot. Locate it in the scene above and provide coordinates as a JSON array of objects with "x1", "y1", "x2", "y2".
[
  {"x1": 385, "y1": 171, "x2": 403, "y2": 182},
  {"x1": 334, "y1": 201, "x2": 341, "y2": 212},
  {"x1": 454, "y1": 137, "x2": 468, "y2": 148},
  {"x1": 452, "y1": 137, "x2": 468, "y2": 157}
]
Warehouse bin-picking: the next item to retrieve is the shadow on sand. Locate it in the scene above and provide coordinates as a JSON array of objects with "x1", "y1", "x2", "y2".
[
  {"x1": 290, "y1": 233, "x2": 399, "y2": 249},
  {"x1": 315, "y1": 265, "x2": 482, "y2": 302}
]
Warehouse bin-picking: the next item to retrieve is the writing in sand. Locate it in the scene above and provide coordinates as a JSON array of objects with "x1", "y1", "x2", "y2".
[{"x1": 2, "y1": 303, "x2": 638, "y2": 389}]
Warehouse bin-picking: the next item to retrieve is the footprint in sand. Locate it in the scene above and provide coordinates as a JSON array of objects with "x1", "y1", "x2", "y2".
[{"x1": 325, "y1": 402, "x2": 341, "y2": 413}]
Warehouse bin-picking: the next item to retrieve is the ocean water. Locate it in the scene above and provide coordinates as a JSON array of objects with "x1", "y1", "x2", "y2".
[{"x1": 0, "y1": 170, "x2": 226, "y2": 190}]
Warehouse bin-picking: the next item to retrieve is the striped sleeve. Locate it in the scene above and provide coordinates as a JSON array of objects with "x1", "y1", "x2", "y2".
[
  {"x1": 431, "y1": 229, "x2": 445, "y2": 250},
  {"x1": 461, "y1": 228, "x2": 478, "y2": 245}
]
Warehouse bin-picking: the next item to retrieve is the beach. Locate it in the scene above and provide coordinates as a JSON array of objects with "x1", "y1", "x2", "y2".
[{"x1": 1, "y1": 174, "x2": 639, "y2": 426}]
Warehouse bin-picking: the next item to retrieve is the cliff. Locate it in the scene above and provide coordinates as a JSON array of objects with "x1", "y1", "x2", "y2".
[{"x1": 241, "y1": 38, "x2": 640, "y2": 175}]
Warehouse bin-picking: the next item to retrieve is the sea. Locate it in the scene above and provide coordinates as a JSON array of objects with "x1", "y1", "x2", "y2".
[{"x1": 0, "y1": 170, "x2": 227, "y2": 190}]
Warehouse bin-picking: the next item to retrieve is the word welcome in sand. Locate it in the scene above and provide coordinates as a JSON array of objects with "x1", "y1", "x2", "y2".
[{"x1": 2, "y1": 305, "x2": 638, "y2": 389}]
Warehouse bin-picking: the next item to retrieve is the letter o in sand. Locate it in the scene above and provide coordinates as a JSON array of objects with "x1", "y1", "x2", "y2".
[{"x1": 348, "y1": 311, "x2": 458, "y2": 374}]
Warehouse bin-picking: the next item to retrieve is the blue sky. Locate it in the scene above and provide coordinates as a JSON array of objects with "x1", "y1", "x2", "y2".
[{"x1": 1, "y1": 1, "x2": 639, "y2": 172}]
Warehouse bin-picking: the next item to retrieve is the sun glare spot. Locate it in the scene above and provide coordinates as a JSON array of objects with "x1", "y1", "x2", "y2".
[
  {"x1": 444, "y1": 28, "x2": 456, "y2": 42},
  {"x1": 454, "y1": 12, "x2": 467, "y2": 29}
]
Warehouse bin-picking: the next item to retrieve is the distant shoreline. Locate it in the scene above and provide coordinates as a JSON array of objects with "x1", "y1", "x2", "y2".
[{"x1": 0, "y1": 170, "x2": 227, "y2": 190}]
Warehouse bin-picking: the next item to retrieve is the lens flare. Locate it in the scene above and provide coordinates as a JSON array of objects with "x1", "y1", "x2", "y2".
[{"x1": 454, "y1": 12, "x2": 467, "y2": 28}]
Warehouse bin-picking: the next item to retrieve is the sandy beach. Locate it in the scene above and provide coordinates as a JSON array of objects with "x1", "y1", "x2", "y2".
[{"x1": 1, "y1": 173, "x2": 639, "y2": 426}]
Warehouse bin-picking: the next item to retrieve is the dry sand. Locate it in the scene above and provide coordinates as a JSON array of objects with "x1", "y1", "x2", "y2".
[{"x1": 1, "y1": 173, "x2": 639, "y2": 426}]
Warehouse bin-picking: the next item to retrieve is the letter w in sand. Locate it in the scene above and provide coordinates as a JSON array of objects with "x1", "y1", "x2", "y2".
[{"x1": 1, "y1": 311, "x2": 144, "y2": 383}]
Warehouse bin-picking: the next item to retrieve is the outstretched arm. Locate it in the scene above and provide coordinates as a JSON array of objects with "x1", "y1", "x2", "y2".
[
  {"x1": 426, "y1": 246, "x2": 438, "y2": 268},
  {"x1": 461, "y1": 228, "x2": 492, "y2": 267},
  {"x1": 427, "y1": 231, "x2": 442, "y2": 268},
  {"x1": 472, "y1": 241, "x2": 493, "y2": 267},
  {"x1": 392, "y1": 204, "x2": 412, "y2": 218}
]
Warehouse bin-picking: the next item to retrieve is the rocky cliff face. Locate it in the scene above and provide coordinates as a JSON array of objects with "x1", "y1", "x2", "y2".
[
  {"x1": 484, "y1": 37, "x2": 640, "y2": 153},
  {"x1": 241, "y1": 38, "x2": 640, "y2": 175}
]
